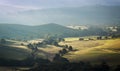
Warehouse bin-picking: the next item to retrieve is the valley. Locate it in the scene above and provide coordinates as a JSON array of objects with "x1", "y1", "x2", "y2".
[
  {"x1": 0, "y1": 1, "x2": 120, "y2": 71},
  {"x1": 0, "y1": 37, "x2": 120, "y2": 65},
  {"x1": 0, "y1": 23, "x2": 120, "y2": 71}
]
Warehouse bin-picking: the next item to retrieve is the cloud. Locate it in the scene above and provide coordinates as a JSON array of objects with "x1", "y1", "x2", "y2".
[
  {"x1": 0, "y1": 0, "x2": 120, "y2": 25},
  {"x1": 0, "y1": 0, "x2": 120, "y2": 10},
  {"x1": 0, "y1": 0, "x2": 40, "y2": 12},
  {"x1": 0, "y1": 4, "x2": 40, "y2": 10}
]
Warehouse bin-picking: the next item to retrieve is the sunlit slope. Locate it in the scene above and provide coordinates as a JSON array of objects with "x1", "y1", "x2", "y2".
[
  {"x1": 59, "y1": 39, "x2": 120, "y2": 65},
  {"x1": 0, "y1": 39, "x2": 61, "y2": 61},
  {"x1": 0, "y1": 40, "x2": 31, "y2": 60},
  {"x1": 39, "y1": 45, "x2": 62, "y2": 54}
]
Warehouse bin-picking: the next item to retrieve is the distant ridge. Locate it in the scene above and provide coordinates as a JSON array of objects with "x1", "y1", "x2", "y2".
[
  {"x1": 0, "y1": 23, "x2": 114, "y2": 40},
  {"x1": 0, "y1": 23, "x2": 76, "y2": 39}
]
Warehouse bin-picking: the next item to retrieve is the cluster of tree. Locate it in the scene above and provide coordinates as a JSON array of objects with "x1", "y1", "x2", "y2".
[
  {"x1": 27, "y1": 43, "x2": 38, "y2": 51},
  {"x1": 96, "y1": 36, "x2": 113, "y2": 40},
  {"x1": 59, "y1": 45, "x2": 73, "y2": 56},
  {"x1": 30, "y1": 60, "x2": 120, "y2": 71},
  {"x1": 53, "y1": 54, "x2": 69, "y2": 63},
  {"x1": 27, "y1": 43, "x2": 39, "y2": 60},
  {"x1": 79, "y1": 36, "x2": 113, "y2": 41},
  {"x1": 112, "y1": 34, "x2": 120, "y2": 38},
  {"x1": 0, "y1": 52, "x2": 120, "y2": 71},
  {"x1": 97, "y1": 36, "x2": 102, "y2": 40},
  {"x1": 42, "y1": 36, "x2": 64, "y2": 46}
]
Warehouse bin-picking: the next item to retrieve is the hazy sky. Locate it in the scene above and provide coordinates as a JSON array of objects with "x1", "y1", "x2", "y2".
[
  {"x1": 0, "y1": 0, "x2": 120, "y2": 25},
  {"x1": 0, "y1": 0, "x2": 120, "y2": 10}
]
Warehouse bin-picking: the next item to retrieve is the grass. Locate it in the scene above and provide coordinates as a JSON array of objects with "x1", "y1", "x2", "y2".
[
  {"x1": 0, "y1": 38, "x2": 120, "y2": 66},
  {"x1": 64, "y1": 37, "x2": 80, "y2": 41},
  {"x1": 0, "y1": 39, "x2": 61, "y2": 61},
  {"x1": 0, "y1": 45, "x2": 31, "y2": 60},
  {"x1": 39, "y1": 45, "x2": 62, "y2": 54},
  {"x1": 64, "y1": 36, "x2": 99, "y2": 41},
  {"x1": 59, "y1": 38, "x2": 120, "y2": 65},
  {"x1": 0, "y1": 39, "x2": 45, "y2": 60}
]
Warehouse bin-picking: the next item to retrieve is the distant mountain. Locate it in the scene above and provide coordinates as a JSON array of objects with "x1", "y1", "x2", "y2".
[
  {"x1": 0, "y1": 23, "x2": 118, "y2": 40},
  {"x1": 0, "y1": 24, "x2": 36, "y2": 39},
  {"x1": 0, "y1": 23, "x2": 77, "y2": 40},
  {"x1": 34, "y1": 23, "x2": 76, "y2": 35}
]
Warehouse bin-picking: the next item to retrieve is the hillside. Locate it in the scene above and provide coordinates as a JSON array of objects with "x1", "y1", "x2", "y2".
[
  {"x1": 0, "y1": 23, "x2": 111, "y2": 40},
  {"x1": 0, "y1": 24, "x2": 37, "y2": 39},
  {"x1": 59, "y1": 38, "x2": 120, "y2": 65},
  {"x1": 33, "y1": 23, "x2": 77, "y2": 37},
  {"x1": 0, "y1": 39, "x2": 62, "y2": 62},
  {"x1": 0, "y1": 23, "x2": 76, "y2": 39}
]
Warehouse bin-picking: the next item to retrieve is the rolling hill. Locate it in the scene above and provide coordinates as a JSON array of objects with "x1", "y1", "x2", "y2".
[
  {"x1": 59, "y1": 38, "x2": 120, "y2": 65},
  {"x1": 0, "y1": 23, "x2": 118, "y2": 40},
  {"x1": 0, "y1": 23, "x2": 77, "y2": 40}
]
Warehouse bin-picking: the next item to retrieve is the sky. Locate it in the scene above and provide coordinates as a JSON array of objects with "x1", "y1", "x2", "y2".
[
  {"x1": 0, "y1": 0, "x2": 120, "y2": 25},
  {"x1": 0, "y1": 0, "x2": 120, "y2": 10}
]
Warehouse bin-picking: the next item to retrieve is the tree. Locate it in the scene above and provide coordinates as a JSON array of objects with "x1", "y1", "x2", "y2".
[
  {"x1": 53, "y1": 54, "x2": 60, "y2": 60},
  {"x1": 27, "y1": 43, "x2": 34, "y2": 50},
  {"x1": 97, "y1": 36, "x2": 102, "y2": 40},
  {"x1": 21, "y1": 43, "x2": 24, "y2": 46},
  {"x1": 68, "y1": 46, "x2": 73, "y2": 51},
  {"x1": 64, "y1": 45, "x2": 68, "y2": 48},
  {"x1": 79, "y1": 38, "x2": 84, "y2": 41},
  {"x1": 105, "y1": 36, "x2": 108, "y2": 39},
  {"x1": 59, "y1": 50, "x2": 64, "y2": 56},
  {"x1": 0, "y1": 38, "x2": 6, "y2": 44},
  {"x1": 61, "y1": 38, "x2": 65, "y2": 41},
  {"x1": 53, "y1": 53, "x2": 69, "y2": 63},
  {"x1": 43, "y1": 36, "x2": 56, "y2": 45},
  {"x1": 56, "y1": 38, "x2": 65, "y2": 42},
  {"x1": 62, "y1": 48, "x2": 67, "y2": 54},
  {"x1": 52, "y1": 41, "x2": 58, "y2": 46}
]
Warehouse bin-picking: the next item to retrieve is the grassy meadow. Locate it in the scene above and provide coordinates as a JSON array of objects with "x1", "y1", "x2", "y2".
[
  {"x1": 0, "y1": 39, "x2": 61, "y2": 61},
  {"x1": 59, "y1": 38, "x2": 120, "y2": 65},
  {"x1": 0, "y1": 37, "x2": 120, "y2": 66}
]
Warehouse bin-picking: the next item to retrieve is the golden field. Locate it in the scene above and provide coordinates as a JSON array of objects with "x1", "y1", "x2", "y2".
[
  {"x1": 59, "y1": 38, "x2": 120, "y2": 65},
  {"x1": 0, "y1": 38, "x2": 120, "y2": 65}
]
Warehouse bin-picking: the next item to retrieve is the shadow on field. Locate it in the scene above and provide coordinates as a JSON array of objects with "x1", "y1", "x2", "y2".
[{"x1": 0, "y1": 55, "x2": 120, "y2": 71}]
